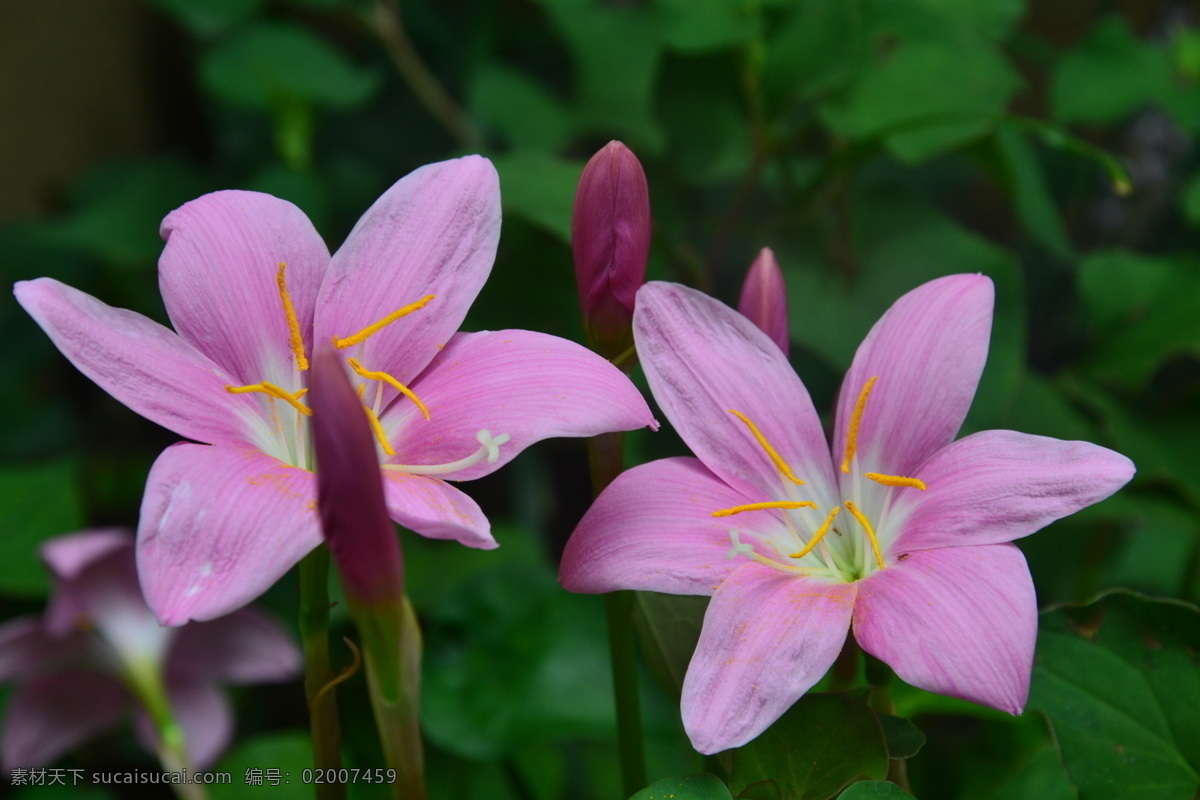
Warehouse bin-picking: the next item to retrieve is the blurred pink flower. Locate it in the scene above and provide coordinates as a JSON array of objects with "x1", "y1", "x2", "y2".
[
  {"x1": 562, "y1": 276, "x2": 1135, "y2": 754},
  {"x1": 0, "y1": 529, "x2": 299, "y2": 769},
  {"x1": 16, "y1": 155, "x2": 654, "y2": 625}
]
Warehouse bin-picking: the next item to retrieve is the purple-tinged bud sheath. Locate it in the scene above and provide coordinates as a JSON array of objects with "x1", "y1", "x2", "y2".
[
  {"x1": 309, "y1": 347, "x2": 404, "y2": 607},
  {"x1": 738, "y1": 247, "x2": 789, "y2": 356},
  {"x1": 572, "y1": 140, "x2": 650, "y2": 358}
]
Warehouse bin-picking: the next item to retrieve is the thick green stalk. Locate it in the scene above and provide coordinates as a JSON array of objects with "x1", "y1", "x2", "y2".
[
  {"x1": 299, "y1": 546, "x2": 345, "y2": 800},
  {"x1": 354, "y1": 595, "x2": 425, "y2": 800},
  {"x1": 588, "y1": 432, "x2": 646, "y2": 795},
  {"x1": 124, "y1": 660, "x2": 207, "y2": 800}
]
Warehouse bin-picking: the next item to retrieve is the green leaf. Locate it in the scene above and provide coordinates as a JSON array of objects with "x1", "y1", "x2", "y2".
[
  {"x1": 1182, "y1": 172, "x2": 1200, "y2": 227},
  {"x1": 730, "y1": 692, "x2": 889, "y2": 800},
  {"x1": 200, "y1": 22, "x2": 379, "y2": 110},
  {"x1": 633, "y1": 591, "x2": 708, "y2": 700},
  {"x1": 653, "y1": 0, "x2": 758, "y2": 53},
  {"x1": 838, "y1": 781, "x2": 917, "y2": 799},
  {"x1": 468, "y1": 64, "x2": 572, "y2": 152},
  {"x1": 146, "y1": 0, "x2": 262, "y2": 37},
  {"x1": 991, "y1": 122, "x2": 1073, "y2": 258},
  {"x1": 1030, "y1": 591, "x2": 1200, "y2": 800},
  {"x1": 819, "y1": 38, "x2": 1021, "y2": 162},
  {"x1": 1051, "y1": 17, "x2": 1175, "y2": 126},
  {"x1": 419, "y1": 545, "x2": 619, "y2": 758},
  {"x1": 779, "y1": 197, "x2": 1024, "y2": 429},
  {"x1": 877, "y1": 715, "x2": 925, "y2": 760},
  {"x1": 0, "y1": 459, "x2": 84, "y2": 597},
  {"x1": 51, "y1": 158, "x2": 208, "y2": 270},
  {"x1": 1077, "y1": 251, "x2": 1200, "y2": 387},
  {"x1": 211, "y1": 732, "x2": 312, "y2": 799},
  {"x1": 538, "y1": 0, "x2": 664, "y2": 150},
  {"x1": 491, "y1": 152, "x2": 585, "y2": 243},
  {"x1": 630, "y1": 774, "x2": 734, "y2": 800},
  {"x1": 762, "y1": 0, "x2": 865, "y2": 114}
]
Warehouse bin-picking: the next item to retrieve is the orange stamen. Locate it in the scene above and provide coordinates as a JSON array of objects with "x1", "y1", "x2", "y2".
[
  {"x1": 362, "y1": 405, "x2": 395, "y2": 456},
  {"x1": 333, "y1": 295, "x2": 434, "y2": 349},
  {"x1": 728, "y1": 409, "x2": 804, "y2": 485},
  {"x1": 346, "y1": 358, "x2": 430, "y2": 421},
  {"x1": 226, "y1": 382, "x2": 311, "y2": 416},
  {"x1": 712, "y1": 501, "x2": 816, "y2": 518},
  {"x1": 844, "y1": 500, "x2": 885, "y2": 570},
  {"x1": 841, "y1": 375, "x2": 878, "y2": 473},
  {"x1": 276, "y1": 262, "x2": 309, "y2": 370},
  {"x1": 790, "y1": 506, "x2": 841, "y2": 559},
  {"x1": 865, "y1": 473, "x2": 926, "y2": 491}
]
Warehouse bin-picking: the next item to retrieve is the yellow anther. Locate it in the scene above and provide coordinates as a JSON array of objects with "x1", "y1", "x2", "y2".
[
  {"x1": 334, "y1": 295, "x2": 435, "y2": 349},
  {"x1": 226, "y1": 382, "x2": 312, "y2": 416},
  {"x1": 728, "y1": 409, "x2": 804, "y2": 485},
  {"x1": 841, "y1": 375, "x2": 878, "y2": 473},
  {"x1": 712, "y1": 501, "x2": 817, "y2": 518},
  {"x1": 865, "y1": 472, "x2": 926, "y2": 491},
  {"x1": 346, "y1": 358, "x2": 430, "y2": 421},
  {"x1": 361, "y1": 404, "x2": 395, "y2": 456},
  {"x1": 790, "y1": 506, "x2": 841, "y2": 559},
  {"x1": 844, "y1": 501, "x2": 885, "y2": 570},
  {"x1": 276, "y1": 262, "x2": 309, "y2": 370}
]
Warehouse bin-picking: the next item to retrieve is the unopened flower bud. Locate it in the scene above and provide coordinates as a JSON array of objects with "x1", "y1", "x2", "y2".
[
  {"x1": 572, "y1": 141, "x2": 650, "y2": 359},
  {"x1": 738, "y1": 247, "x2": 789, "y2": 356},
  {"x1": 309, "y1": 347, "x2": 404, "y2": 608}
]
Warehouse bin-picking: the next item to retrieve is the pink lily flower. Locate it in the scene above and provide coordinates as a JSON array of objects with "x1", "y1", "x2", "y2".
[
  {"x1": 15, "y1": 156, "x2": 654, "y2": 625},
  {"x1": 561, "y1": 276, "x2": 1135, "y2": 754},
  {"x1": 0, "y1": 529, "x2": 299, "y2": 769}
]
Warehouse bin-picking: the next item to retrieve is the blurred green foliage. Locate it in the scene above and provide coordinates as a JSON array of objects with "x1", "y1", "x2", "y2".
[{"x1": 2, "y1": 0, "x2": 1199, "y2": 797}]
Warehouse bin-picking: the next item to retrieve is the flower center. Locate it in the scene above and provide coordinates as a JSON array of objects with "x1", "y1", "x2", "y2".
[
  {"x1": 712, "y1": 376, "x2": 925, "y2": 582},
  {"x1": 222, "y1": 262, "x2": 509, "y2": 474}
]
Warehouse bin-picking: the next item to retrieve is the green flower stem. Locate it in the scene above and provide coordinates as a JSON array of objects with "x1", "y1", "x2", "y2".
[
  {"x1": 124, "y1": 660, "x2": 208, "y2": 800},
  {"x1": 870, "y1": 683, "x2": 912, "y2": 792},
  {"x1": 588, "y1": 431, "x2": 647, "y2": 796},
  {"x1": 299, "y1": 546, "x2": 345, "y2": 800},
  {"x1": 352, "y1": 594, "x2": 426, "y2": 800}
]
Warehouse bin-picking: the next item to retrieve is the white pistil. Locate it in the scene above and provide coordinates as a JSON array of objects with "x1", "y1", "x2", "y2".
[
  {"x1": 385, "y1": 429, "x2": 511, "y2": 476},
  {"x1": 726, "y1": 530, "x2": 755, "y2": 561}
]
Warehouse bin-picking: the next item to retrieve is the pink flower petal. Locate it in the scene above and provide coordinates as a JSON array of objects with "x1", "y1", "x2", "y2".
[
  {"x1": 137, "y1": 443, "x2": 321, "y2": 625},
  {"x1": 382, "y1": 470, "x2": 495, "y2": 549},
  {"x1": 159, "y1": 190, "x2": 330, "y2": 384},
  {"x1": 314, "y1": 156, "x2": 501, "y2": 388},
  {"x1": 14, "y1": 279, "x2": 258, "y2": 447},
  {"x1": 853, "y1": 544, "x2": 1036, "y2": 714},
  {"x1": 681, "y1": 563, "x2": 857, "y2": 754},
  {"x1": 0, "y1": 619, "x2": 98, "y2": 682},
  {"x1": 384, "y1": 329, "x2": 655, "y2": 481},
  {"x1": 166, "y1": 680, "x2": 234, "y2": 770},
  {"x1": 1, "y1": 671, "x2": 128, "y2": 769},
  {"x1": 892, "y1": 430, "x2": 1136, "y2": 552},
  {"x1": 561, "y1": 457, "x2": 761, "y2": 595},
  {"x1": 634, "y1": 282, "x2": 836, "y2": 503},
  {"x1": 168, "y1": 607, "x2": 301, "y2": 685},
  {"x1": 833, "y1": 274, "x2": 994, "y2": 481},
  {"x1": 39, "y1": 528, "x2": 132, "y2": 581}
]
